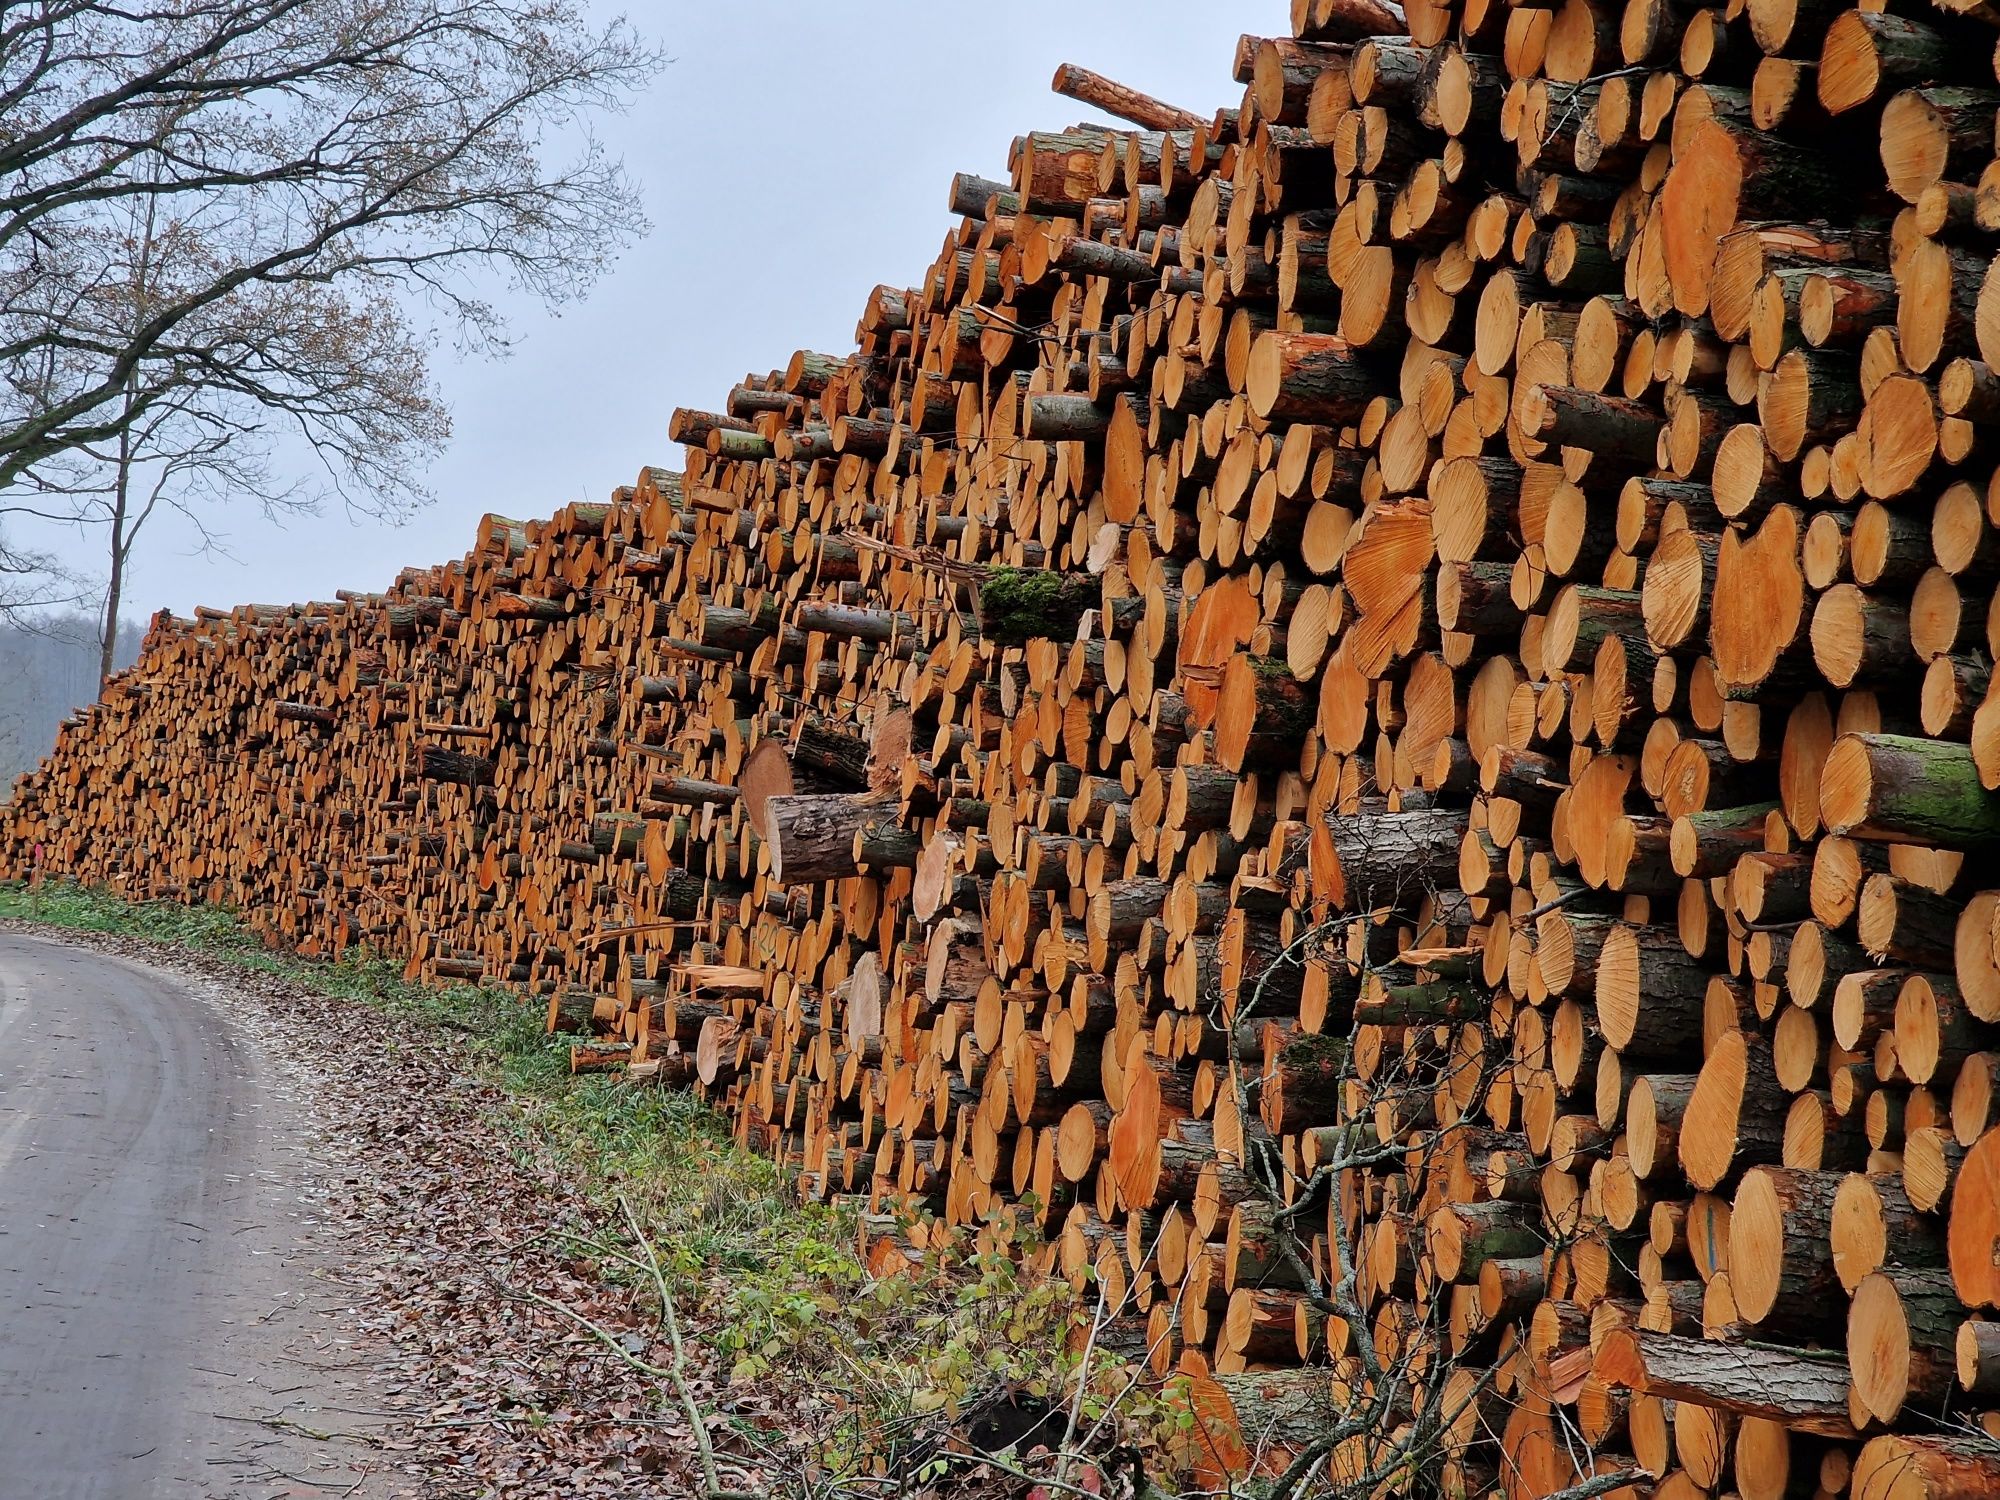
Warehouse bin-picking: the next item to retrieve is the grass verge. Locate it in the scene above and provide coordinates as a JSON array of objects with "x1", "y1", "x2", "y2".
[{"x1": 0, "y1": 880, "x2": 1168, "y2": 1493}]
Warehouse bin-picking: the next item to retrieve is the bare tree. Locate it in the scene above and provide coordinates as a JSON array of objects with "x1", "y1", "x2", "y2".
[
  {"x1": 0, "y1": 608, "x2": 135, "y2": 788},
  {"x1": 0, "y1": 0, "x2": 658, "y2": 608},
  {"x1": 0, "y1": 518, "x2": 83, "y2": 615},
  {"x1": 0, "y1": 698, "x2": 26, "y2": 795},
  {"x1": 7, "y1": 178, "x2": 449, "y2": 679}
]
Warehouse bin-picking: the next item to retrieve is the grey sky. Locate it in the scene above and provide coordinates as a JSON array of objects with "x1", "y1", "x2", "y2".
[{"x1": 25, "y1": 2, "x2": 1285, "y2": 620}]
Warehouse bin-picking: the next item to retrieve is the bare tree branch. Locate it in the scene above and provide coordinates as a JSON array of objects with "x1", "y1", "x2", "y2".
[{"x1": 0, "y1": 0, "x2": 658, "y2": 499}]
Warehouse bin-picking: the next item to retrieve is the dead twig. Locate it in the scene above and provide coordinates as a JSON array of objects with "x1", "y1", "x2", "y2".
[
  {"x1": 212, "y1": 1411, "x2": 381, "y2": 1448},
  {"x1": 619, "y1": 1191, "x2": 767, "y2": 1500}
]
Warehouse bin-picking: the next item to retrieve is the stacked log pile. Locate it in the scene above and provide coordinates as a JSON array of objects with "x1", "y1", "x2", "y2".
[{"x1": 17, "y1": 0, "x2": 2000, "y2": 1491}]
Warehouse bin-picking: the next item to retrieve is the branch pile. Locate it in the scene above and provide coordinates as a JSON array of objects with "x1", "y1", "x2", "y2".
[{"x1": 16, "y1": 0, "x2": 2000, "y2": 1491}]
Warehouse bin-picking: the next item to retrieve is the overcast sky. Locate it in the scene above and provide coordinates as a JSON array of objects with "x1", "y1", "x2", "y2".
[{"x1": 28, "y1": 2, "x2": 1285, "y2": 621}]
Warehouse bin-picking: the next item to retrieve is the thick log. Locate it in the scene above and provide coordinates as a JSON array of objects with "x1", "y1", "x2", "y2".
[
  {"x1": 977, "y1": 570, "x2": 1097, "y2": 645},
  {"x1": 763, "y1": 794, "x2": 917, "y2": 884},
  {"x1": 1051, "y1": 63, "x2": 1204, "y2": 131},
  {"x1": 1851, "y1": 1434, "x2": 2000, "y2": 1500},
  {"x1": 416, "y1": 746, "x2": 494, "y2": 788},
  {"x1": 1594, "y1": 1329, "x2": 1858, "y2": 1438},
  {"x1": 1245, "y1": 332, "x2": 1380, "y2": 423},
  {"x1": 1821, "y1": 734, "x2": 2000, "y2": 845}
]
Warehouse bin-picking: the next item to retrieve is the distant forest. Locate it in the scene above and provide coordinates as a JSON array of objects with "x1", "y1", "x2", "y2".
[{"x1": 0, "y1": 615, "x2": 144, "y2": 793}]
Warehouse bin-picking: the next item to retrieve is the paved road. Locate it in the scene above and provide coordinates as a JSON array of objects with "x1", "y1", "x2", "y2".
[{"x1": 0, "y1": 933, "x2": 391, "y2": 1498}]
